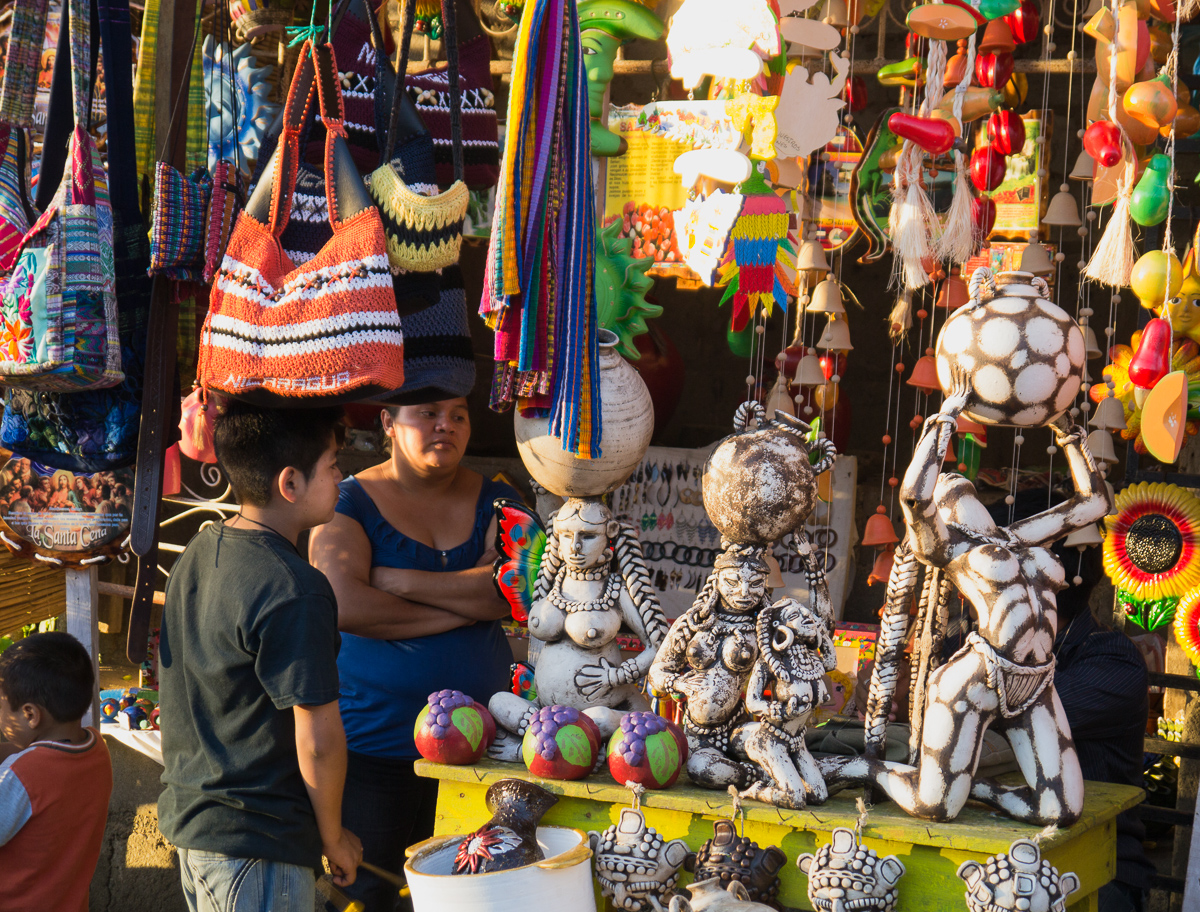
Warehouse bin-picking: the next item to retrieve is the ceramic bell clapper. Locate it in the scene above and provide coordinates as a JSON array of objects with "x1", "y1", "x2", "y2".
[
  {"x1": 590, "y1": 806, "x2": 690, "y2": 911},
  {"x1": 1043, "y1": 185, "x2": 1082, "y2": 227},
  {"x1": 808, "y1": 278, "x2": 846, "y2": 315},
  {"x1": 453, "y1": 779, "x2": 558, "y2": 874},
  {"x1": 1130, "y1": 154, "x2": 1172, "y2": 227},
  {"x1": 797, "y1": 828, "x2": 906, "y2": 912},
  {"x1": 957, "y1": 840, "x2": 1079, "y2": 912},
  {"x1": 687, "y1": 819, "x2": 788, "y2": 907}
]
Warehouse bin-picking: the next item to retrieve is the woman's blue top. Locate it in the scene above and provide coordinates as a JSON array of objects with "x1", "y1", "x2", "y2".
[{"x1": 334, "y1": 475, "x2": 515, "y2": 759}]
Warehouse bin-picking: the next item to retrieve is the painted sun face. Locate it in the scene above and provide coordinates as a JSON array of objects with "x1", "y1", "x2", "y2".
[{"x1": 1163, "y1": 278, "x2": 1200, "y2": 338}]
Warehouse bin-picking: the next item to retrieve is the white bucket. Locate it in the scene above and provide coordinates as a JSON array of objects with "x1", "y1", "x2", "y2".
[{"x1": 404, "y1": 826, "x2": 597, "y2": 912}]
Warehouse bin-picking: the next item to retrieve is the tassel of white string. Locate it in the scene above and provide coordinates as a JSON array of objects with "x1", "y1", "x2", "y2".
[
  {"x1": 938, "y1": 34, "x2": 978, "y2": 263},
  {"x1": 1084, "y1": 0, "x2": 1136, "y2": 288},
  {"x1": 889, "y1": 40, "x2": 948, "y2": 296}
]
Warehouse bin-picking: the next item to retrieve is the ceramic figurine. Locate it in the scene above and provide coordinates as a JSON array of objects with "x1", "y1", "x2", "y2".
[
  {"x1": 738, "y1": 598, "x2": 838, "y2": 810},
  {"x1": 453, "y1": 779, "x2": 558, "y2": 874},
  {"x1": 590, "y1": 806, "x2": 690, "y2": 911},
  {"x1": 489, "y1": 497, "x2": 670, "y2": 757},
  {"x1": 414, "y1": 690, "x2": 497, "y2": 765},
  {"x1": 797, "y1": 828, "x2": 905, "y2": 912},
  {"x1": 957, "y1": 840, "x2": 1079, "y2": 912},
  {"x1": 669, "y1": 879, "x2": 776, "y2": 912},
  {"x1": 822, "y1": 273, "x2": 1109, "y2": 825},
  {"x1": 687, "y1": 820, "x2": 787, "y2": 908}
]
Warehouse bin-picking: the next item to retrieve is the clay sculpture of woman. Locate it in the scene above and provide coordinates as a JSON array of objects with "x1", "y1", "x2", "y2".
[
  {"x1": 821, "y1": 382, "x2": 1109, "y2": 825},
  {"x1": 739, "y1": 597, "x2": 838, "y2": 809},
  {"x1": 488, "y1": 497, "x2": 670, "y2": 755}
]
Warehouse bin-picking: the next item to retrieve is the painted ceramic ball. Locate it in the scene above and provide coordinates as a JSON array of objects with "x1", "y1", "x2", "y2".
[
  {"x1": 522, "y1": 705, "x2": 602, "y2": 780},
  {"x1": 606, "y1": 711, "x2": 688, "y2": 789},
  {"x1": 414, "y1": 690, "x2": 497, "y2": 765},
  {"x1": 935, "y1": 271, "x2": 1085, "y2": 427}
]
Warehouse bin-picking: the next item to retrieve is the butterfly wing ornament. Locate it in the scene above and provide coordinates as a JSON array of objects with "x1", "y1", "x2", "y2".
[{"x1": 492, "y1": 499, "x2": 547, "y2": 622}]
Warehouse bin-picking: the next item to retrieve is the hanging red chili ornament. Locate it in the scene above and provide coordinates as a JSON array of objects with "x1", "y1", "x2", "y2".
[
  {"x1": 889, "y1": 112, "x2": 957, "y2": 155},
  {"x1": 970, "y1": 145, "x2": 1008, "y2": 191},
  {"x1": 986, "y1": 110, "x2": 1026, "y2": 154},
  {"x1": 1128, "y1": 318, "x2": 1174, "y2": 389},
  {"x1": 845, "y1": 75, "x2": 869, "y2": 112}
]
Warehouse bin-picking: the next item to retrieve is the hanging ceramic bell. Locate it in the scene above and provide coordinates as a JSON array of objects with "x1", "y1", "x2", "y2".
[
  {"x1": 943, "y1": 436, "x2": 958, "y2": 463},
  {"x1": 1018, "y1": 242, "x2": 1055, "y2": 275},
  {"x1": 1044, "y1": 184, "x2": 1083, "y2": 226},
  {"x1": 957, "y1": 414, "x2": 988, "y2": 439},
  {"x1": 797, "y1": 238, "x2": 830, "y2": 273},
  {"x1": 868, "y1": 546, "x2": 896, "y2": 585},
  {"x1": 817, "y1": 317, "x2": 853, "y2": 351},
  {"x1": 1087, "y1": 428, "x2": 1119, "y2": 464},
  {"x1": 795, "y1": 353, "x2": 828, "y2": 386},
  {"x1": 863, "y1": 505, "x2": 899, "y2": 547},
  {"x1": 937, "y1": 272, "x2": 970, "y2": 309},
  {"x1": 979, "y1": 17, "x2": 1016, "y2": 53},
  {"x1": 1084, "y1": 324, "x2": 1102, "y2": 359},
  {"x1": 1130, "y1": 154, "x2": 1172, "y2": 227},
  {"x1": 822, "y1": 0, "x2": 849, "y2": 26},
  {"x1": 907, "y1": 353, "x2": 941, "y2": 391},
  {"x1": 1064, "y1": 523, "x2": 1105, "y2": 548},
  {"x1": 808, "y1": 278, "x2": 846, "y2": 314},
  {"x1": 1090, "y1": 393, "x2": 1128, "y2": 430},
  {"x1": 765, "y1": 374, "x2": 796, "y2": 420},
  {"x1": 1069, "y1": 148, "x2": 1095, "y2": 181}
]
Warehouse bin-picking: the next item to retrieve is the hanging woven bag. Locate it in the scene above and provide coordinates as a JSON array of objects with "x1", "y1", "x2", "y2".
[
  {"x1": 368, "y1": 0, "x2": 468, "y2": 273},
  {"x1": 198, "y1": 39, "x2": 404, "y2": 404}
]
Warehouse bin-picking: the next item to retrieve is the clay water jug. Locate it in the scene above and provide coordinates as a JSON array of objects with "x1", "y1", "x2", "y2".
[
  {"x1": 452, "y1": 779, "x2": 558, "y2": 875},
  {"x1": 514, "y1": 329, "x2": 655, "y2": 497}
]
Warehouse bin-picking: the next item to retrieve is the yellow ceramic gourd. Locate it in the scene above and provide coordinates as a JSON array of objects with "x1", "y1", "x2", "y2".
[{"x1": 1130, "y1": 249, "x2": 1184, "y2": 310}]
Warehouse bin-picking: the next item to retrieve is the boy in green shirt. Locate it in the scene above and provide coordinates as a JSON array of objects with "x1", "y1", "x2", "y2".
[{"x1": 158, "y1": 401, "x2": 361, "y2": 911}]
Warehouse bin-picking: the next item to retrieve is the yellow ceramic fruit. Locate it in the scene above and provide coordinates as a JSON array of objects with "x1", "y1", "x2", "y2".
[
  {"x1": 1124, "y1": 77, "x2": 1178, "y2": 129},
  {"x1": 1131, "y1": 250, "x2": 1184, "y2": 310}
]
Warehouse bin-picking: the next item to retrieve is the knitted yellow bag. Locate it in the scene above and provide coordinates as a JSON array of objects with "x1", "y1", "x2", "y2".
[{"x1": 368, "y1": 0, "x2": 467, "y2": 273}]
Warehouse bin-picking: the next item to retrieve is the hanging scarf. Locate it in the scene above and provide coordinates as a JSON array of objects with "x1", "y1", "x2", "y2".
[{"x1": 480, "y1": 0, "x2": 599, "y2": 458}]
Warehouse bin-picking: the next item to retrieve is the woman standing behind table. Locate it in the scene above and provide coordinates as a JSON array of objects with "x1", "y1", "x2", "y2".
[{"x1": 310, "y1": 397, "x2": 516, "y2": 911}]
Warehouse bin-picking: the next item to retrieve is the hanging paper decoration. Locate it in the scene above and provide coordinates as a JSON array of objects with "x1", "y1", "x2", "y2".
[
  {"x1": 717, "y1": 164, "x2": 794, "y2": 333},
  {"x1": 1092, "y1": 331, "x2": 1200, "y2": 455},
  {"x1": 480, "y1": 0, "x2": 601, "y2": 457},
  {"x1": 1103, "y1": 482, "x2": 1200, "y2": 630},
  {"x1": 202, "y1": 38, "x2": 279, "y2": 174}
]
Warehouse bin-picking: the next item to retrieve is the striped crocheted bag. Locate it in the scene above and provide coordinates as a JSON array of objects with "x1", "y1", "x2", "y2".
[
  {"x1": 0, "y1": 0, "x2": 121, "y2": 393},
  {"x1": 368, "y1": 0, "x2": 467, "y2": 274},
  {"x1": 198, "y1": 40, "x2": 404, "y2": 405}
]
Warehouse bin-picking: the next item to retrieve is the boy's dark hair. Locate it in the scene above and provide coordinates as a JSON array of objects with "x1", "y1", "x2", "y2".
[
  {"x1": 214, "y1": 401, "x2": 345, "y2": 507},
  {"x1": 0, "y1": 632, "x2": 94, "y2": 723}
]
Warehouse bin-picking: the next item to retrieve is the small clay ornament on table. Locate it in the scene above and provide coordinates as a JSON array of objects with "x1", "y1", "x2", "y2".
[
  {"x1": 452, "y1": 779, "x2": 558, "y2": 874},
  {"x1": 669, "y1": 879, "x2": 777, "y2": 912},
  {"x1": 590, "y1": 805, "x2": 691, "y2": 911},
  {"x1": 797, "y1": 827, "x2": 906, "y2": 912},
  {"x1": 957, "y1": 839, "x2": 1079, "y2": 912}
]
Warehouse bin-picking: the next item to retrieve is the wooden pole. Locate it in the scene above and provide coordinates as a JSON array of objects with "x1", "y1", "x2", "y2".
[{"x1": 66, "y1": 567, "x2": 100, "y2": 727}]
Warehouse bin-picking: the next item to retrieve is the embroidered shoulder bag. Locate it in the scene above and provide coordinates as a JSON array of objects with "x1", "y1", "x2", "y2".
[
  {"x1": 198, "y1": 39, "x2": 404, "y2": 404},
  {"x1": 0, "y1": 0, "x2": 122, "y2": 392}
]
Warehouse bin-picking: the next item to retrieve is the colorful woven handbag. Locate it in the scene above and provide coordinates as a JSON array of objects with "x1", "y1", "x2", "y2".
[
  {"x1": 203, "y1": 160, "x2": 243, "y2": 283},
  {"x1": 369, "y1": 0, "x2": 468, "y2": 273},
  {"x1": 0, "y1": 0, "x2": 121, "y2": 393},
  {"x1": 0, "y1": 126, "x2": 34, "y2": 268},
  {"x1": 198, "y1": 39, "x2": 404, "y2": 405},
  {"x1": 1, "y1": 0, "x2": 154, "y2": 471},
  {"x1": 149, "y1": 163, "x2": 212, "y2": 281}
]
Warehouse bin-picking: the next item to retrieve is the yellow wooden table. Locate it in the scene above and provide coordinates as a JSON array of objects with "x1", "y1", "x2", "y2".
[{"x1": 415, "y1": 759, "x2": 1143, "y2": 912}]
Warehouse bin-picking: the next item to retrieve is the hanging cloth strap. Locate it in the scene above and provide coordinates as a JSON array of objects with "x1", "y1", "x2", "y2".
[
  {"x1": 0, "y1": 0, "x2": 53, "y2": 127},
  {"x1": 131, "y1": 0, "x2": 161, "y2": 211}
]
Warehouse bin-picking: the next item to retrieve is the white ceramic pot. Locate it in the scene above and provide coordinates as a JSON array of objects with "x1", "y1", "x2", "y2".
[
  {"x1": 935, "y1": 269, "x2": 1085, "y2": 427},
  {"x1": 515, "y1": 329, "x2": 654, "y2": 498},
  {"x1": 405, "y1": 826, "x2": 597, "y2": 912}
]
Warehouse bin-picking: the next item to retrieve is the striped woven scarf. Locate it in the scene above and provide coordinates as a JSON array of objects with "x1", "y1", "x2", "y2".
[
  {"x1": 0, "y1": 0, "x2": 52, "y2": 126},
  {"x1": 132, "y1": 0, "x2": 159, "y2": 206},
  {"x1": 480, "y1": 0, "x2": 599, "y2": 458}
]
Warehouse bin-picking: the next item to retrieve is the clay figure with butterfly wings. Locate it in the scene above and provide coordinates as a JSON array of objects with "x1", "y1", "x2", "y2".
[{"x1": 488, "y1": 497, "x2": 670, "y2": 759}]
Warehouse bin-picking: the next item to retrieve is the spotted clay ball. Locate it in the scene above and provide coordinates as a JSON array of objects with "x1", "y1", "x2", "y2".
[{"x1": 935, "y1": 271, "x2": 1085, "y2": 428}]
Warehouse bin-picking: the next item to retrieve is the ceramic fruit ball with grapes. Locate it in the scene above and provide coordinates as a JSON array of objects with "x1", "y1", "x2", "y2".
[
  {"x1": 607, "y1": 711, "x2": 689, "y2": 789},
  {"x1": 935, "y1": 268, "x2": 1086, "y2": 426},
  {"x1": 522, "y1": 705, "x2": 602, "y2": 780},
  {"x1": 414, "y1": 690, "x2": 497, "y2": 765}
]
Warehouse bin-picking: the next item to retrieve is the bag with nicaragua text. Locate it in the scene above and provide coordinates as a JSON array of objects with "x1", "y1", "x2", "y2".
[{"x1": 197, "y1": 39, "x2": 404, "y2": 404}]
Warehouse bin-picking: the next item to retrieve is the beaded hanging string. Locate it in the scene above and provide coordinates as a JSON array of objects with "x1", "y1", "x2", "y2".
[
  {"x1": 480, "y1": 0, "x2": 600, "y2": 457},
  {"x1": 1084, "y1": 0, "x2": 1136, "y2": 288}
]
